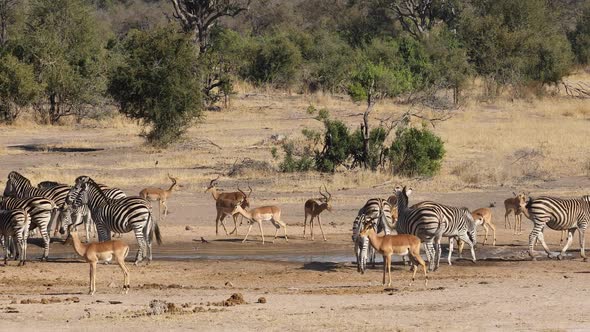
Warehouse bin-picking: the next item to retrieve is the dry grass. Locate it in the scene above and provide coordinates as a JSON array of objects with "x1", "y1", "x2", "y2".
[{"x1": 2, "y1": 73, "x2": 589, "y2": 195}]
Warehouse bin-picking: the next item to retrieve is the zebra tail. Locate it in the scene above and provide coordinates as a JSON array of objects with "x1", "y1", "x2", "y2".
[{"x1": 154, "y1": 221, "x2": 162, "y2": 245}]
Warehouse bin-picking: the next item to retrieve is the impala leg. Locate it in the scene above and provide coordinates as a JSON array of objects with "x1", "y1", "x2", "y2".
[
  {"x1": 219, "y1": 214, "x2": 229, "y2": 236},
  {"x1": 242, "y1": 222, "x2": 253, "y2": 243},
  {"x1": 482, "y1": 223, "x2": 489, "y2": 246},
  {"x1": 317, "y1": 214, "x2": 327, "y2": 241},
  {"x1": 310, "y1": 215, "x2": 314, "y2": 241},
  {"x1": 89, "y1": 262, "x2": 97, "y2": 295},
  {"x1": 117, "y1": 255, "x2": 130, "y2": 294},
  {"x1": 163, "y1": 200, "x2": 168, "y2": 218},
  {"x1": 382, "y1": 255, "x2": 387, "y2": 285},
  {"x1": 229, "y1": 215, "x2": 239, "y2": 235},
  {"x1": 387, "y1": 255, "x2": 392, "y2": 287},
  {"x1": 303, "y1": 214, "x2": 308, "y2": 239},
  {"x1": 504, "y1": 211, "x2": 511, "y2": 230},
  {"x1": 559, "y1": 229, "x2": 575, "y2": 260},
  {"x1": 489, "y1": 222, "x2": 497, "y2": 246},
  {"x1": 258, "y1": 221, "x2": 264, "y2": 244}
]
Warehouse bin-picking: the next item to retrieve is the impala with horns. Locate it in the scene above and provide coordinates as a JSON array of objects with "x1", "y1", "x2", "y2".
[
  {"x1": 231, "y1": 200, "x2": 287, "y2": 244},
  {"x1": 205, "y1": 176, "x2": 252, "y2": 236},
  {"x1": 303, "y1": 185, "x2": 332, "y2": 241},
  {"x1": 139, "y1": 174, "x2": 178, "y2": 220}
]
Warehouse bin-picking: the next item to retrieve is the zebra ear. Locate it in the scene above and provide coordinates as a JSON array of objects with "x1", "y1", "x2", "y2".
[{"x1": 405, "y1": 187, "x2": 413, "y2": 196}]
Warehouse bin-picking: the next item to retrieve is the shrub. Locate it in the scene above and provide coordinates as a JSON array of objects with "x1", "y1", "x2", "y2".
[
  {"x1": 389, "y1": 126, "x2": 445, "y2": 177},
  {"x1": 108, "y1": 25, "x2": 202, "y2": 147},
  {"x1": 279, "y1": 142, "x2": 314, "y2": 172},
  {"x1": 247, "y1": 33, "x2": 302, "y2": 88},
  {"x1": 0, "y1": 54, "x2": 42, "y2": 123},
  {"x1": 314, "y1": 119, "x2": 351, "y2": 172}
]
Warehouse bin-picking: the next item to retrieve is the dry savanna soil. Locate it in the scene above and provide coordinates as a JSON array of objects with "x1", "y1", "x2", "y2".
[{"x1": 0, "y1": 90, "x2": 590, "y2": 331}]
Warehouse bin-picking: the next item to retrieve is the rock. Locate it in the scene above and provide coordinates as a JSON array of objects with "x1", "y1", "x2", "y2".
[
  {"x1": 185, "y1": 225, "x2": 193, "y2": 231},
  {"x1": 109, "y1": 301, "x2": 122, "y2": 305},
  {"x1": 269, "y1": 134, "x2": 286, "y2": 143},
  {"x1": 257, "y1": 297, "x2": 266, "y2": 304},
  {"x1": 223, "y1": 293, "x2": 246, "y2": 306},
  {"x1": 149, "y1": 299, "x2": 168, "y2": 315},
  {"x1": 225, "y1": 281, "x2": 234, "y2": 288}
]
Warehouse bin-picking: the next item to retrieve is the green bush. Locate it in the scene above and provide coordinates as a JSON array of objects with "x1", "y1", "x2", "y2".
[
  {"x1": 247, "y1": 33, "x2": 302, "y2": 88},
  {"x1": 569, "y1": 6, "x2": 590, "y2": 65},
  {"x1": 279, "y1": 142, "x2": 314, "y2": 172},
  {"x1": 0, "y1": 54, "x2": 42, "y2": 123},
  {"x1": 314, "y1": 119, "x2": 351, "y2": 172},
  {"x1": 108, "y1": 25, "x2": 202, "y2": 147},
  {"x1": 349, "y1": 126, "x2": 388, "y2": 170},
  {"x1": 389, "y1": 127, "x2": 445, "y2": 177}
]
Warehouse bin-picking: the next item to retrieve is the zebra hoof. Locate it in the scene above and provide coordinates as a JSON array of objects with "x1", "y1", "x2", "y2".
[{"x1": 557, "y1": 254, "x2": 564, "y2": 261}]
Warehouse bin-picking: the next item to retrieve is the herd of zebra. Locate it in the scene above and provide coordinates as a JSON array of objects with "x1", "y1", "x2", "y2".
[
  {"x1": 0, "y1": 171, "x2": 161, "y2": 265},
  {"x1": 352, "y1": 185, "x2": 590, "y2": 275}
]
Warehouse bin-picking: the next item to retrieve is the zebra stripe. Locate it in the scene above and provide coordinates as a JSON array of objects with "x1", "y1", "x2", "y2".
[
  {"x1": 352, "y1": 198, "x2": 394, "y2": 273},
  {"x1": 411, "y1": 201, "x2": 477, "y2": 268},
  {"x1": 0, "y1": 209, "x2": 30, "y2": 266},
  {"x1": 36, "y1": 180, "x2": 126, "y2": 239},
  {"x1": 4, "y1": 172, "x2": 69, "y2": 230},
  {"x1": 66, "y1": 176, "x2": 160, "y2": 264},
  {"x1": 394, "y1": 186, "x2": 446, "y2": 272},
  {"x1": 0, "y1": 196, "x2": 56, "y2": 260},
  {"x1": 525, "y1": 195, "x2": 590, "y2": 260}
]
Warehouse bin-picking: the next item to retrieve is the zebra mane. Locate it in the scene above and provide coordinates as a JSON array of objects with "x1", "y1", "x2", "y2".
[
  {"x1": 76, "y1": 176, "x2": 110, "y2": 203},
  {"x1": 8, "y1": 171, "x2": 32, "y2": 187}
]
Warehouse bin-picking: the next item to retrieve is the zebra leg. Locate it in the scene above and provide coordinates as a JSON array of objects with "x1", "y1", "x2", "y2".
[
  {"x1": 458, "y1": 233, "x2": 476, "y2": 263},
  {"x1": 579, "y1": 224, "x2": 587, "y2": 261},
  {"x1": 39, "y1": 226, "x2": 50, "y2": 261},
  {"x1": 558, "y1": 229, "x2": 576, "y2": 260},
  {"x1": 424, "y1": 242, "x2": 435, "y2": 271},
  {"x1": 447, "y1": 238, "x2": 454, "y2": 266},
  {"x1": 529, "y1": 222, "x2": 544, "y2": 260},
  {"x1": 433, "y1": 236, "x2": 443, "y2": 271}
]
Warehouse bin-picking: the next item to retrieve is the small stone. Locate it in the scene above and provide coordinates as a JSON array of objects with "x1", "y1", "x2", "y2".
[
  {"x1": 109, "y1": 301, "x2": 122, "y2": 305},
  {"x1": 225, "y1": 281, "x2": 233, "y2": 288},
  {"x1": 185, "y1": 225, "x2": 193, "y2": 231},
  {"x1": 257, "y1": 297, "x2": 266, "y2": 304}
]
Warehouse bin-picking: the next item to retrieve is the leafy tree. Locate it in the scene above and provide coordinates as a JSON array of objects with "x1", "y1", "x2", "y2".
[
  {"x1": 348, "y1": 38, "x2": 416, "y2": 169},
  {"x1": 0, "y1": 54, "x2": 42, "y2": 123},
  {"x1": 248, "y1": 32, "x2": 302, "y2": 88},
  {"x1": 315, "y1": 119, "x2": 351, "y2": 172},
  {"x1": 389, "y1": 126, "x2": 445, "y2": 177},
  {"x1": 20, "y1": 0, "x2": 106, "y2": 124},
  {"x1": 569, "y1": 5, "x2": 590, "y2": 65},
  {"x1": 108, "y1": 25, "x2": 202, "y2": 146},
  {"x1": 458, "y1": 0, "x2": 573, "y2": 90}
]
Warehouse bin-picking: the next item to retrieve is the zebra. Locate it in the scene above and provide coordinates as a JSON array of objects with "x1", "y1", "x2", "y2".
[
  {"x1": 393, "y1": 186, "x2": 447, "y2": 272},
  {"x1": 352, "y1": 198, "x2": 394, "y2": 273},
  {"x1": 3, "y1": 171, "x2": 70, "y2": 232},
  {"x1": 37, "y1": 180, "x2": 126, "y2": 238},
  {"x1": 65, "y1": 176, "x2": 161, "y2": 264},
  {"x1": 0, "y1": 209, "x2": 30, "y2": 266},
  {"x1": 410, "y1": 200, "x2": 477, "y2": 268},
  {"x1": 525, "y1": 195, "x2": 590, "y2": 261},
  {"x1": 0, "y1": 196, "x2": 56, "y2": 260}
]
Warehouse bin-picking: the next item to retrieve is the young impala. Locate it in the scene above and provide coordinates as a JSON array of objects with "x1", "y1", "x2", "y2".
[
  {"x1": 139, "y1": 174, "x2": 178, "y2": 221},
  {"x1": 231, "y1": 200, "x2": 287, "y2": 244},
  {"x1": 205, "y1": 176, "x2": 252, "y2": 236},
  {"x1": 303, "y1": 185, "x2": 332, "y2": 241},
  {"x1": 64, "y1": 226, "x2": 130, "y2": 295}
]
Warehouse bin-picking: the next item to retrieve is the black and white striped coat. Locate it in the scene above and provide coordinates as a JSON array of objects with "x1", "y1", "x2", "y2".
[
  {"x1": 394, "y1": 186, "x2": 447, "y2": 272},
  {"x1": 352, "y1": 198, "x2": 394, "y2": 273},
  {"x1": 410, "y1": 201, "x2": 477, "y2": 268},
  {"x1": 66, "y1": 176, "x2": 160, "y2": 264},
  {"x1": 3, "y1": 172, "x2": 69, "y2": 229},
  {"x1": 525, "y1": 195, "x2": 590, "y2": 260},
  {"x1": 0, "y1": 209, "x2": 30, "y2": 266},
  {"x1": 0, "y1": 196, "x2": 56, "y2": 260}
]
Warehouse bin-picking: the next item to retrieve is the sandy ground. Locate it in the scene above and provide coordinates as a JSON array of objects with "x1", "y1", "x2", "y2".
[{"x1": 0, "y1": 94, "x2": 589, "y2": 331}]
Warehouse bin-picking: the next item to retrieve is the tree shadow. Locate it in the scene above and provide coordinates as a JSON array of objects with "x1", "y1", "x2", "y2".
[{"x1": 300, "y1": 261, "x2": 345, "y2": 272}]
